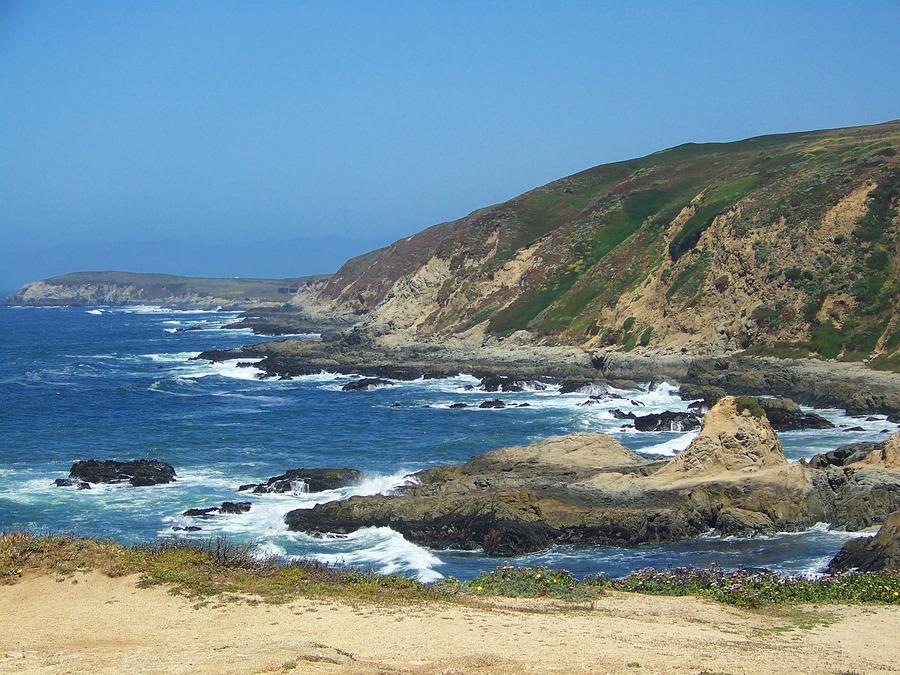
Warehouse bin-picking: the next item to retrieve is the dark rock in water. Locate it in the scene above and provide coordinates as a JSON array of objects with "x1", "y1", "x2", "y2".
[
  {"x1": 687, "y1": 400, "x2": 708, "y2": 413},
  {"x1": 175, "y1": 325, "x2": 204, "y2": 333},
  {"x1": 577, "y1": 399, "x2": 602, "y2": 408},
  {"x1": 219, "y1": 501, "x2": 252, "y2": 514},
  {"x1": 239, "y1": 468, "x2": 362, "y2": 494},
  {"x1": 828, "y1": 511, "x2": 900, "y2": 572},
  {"x1": 479, "y1": 399, "x2": 506, "y2": 409},
  {"x1": 287, "y1": 508, "x2": 556, "y2": 556},
  {"x1": 558, "y1": 379, "x2": 596, "y2": 394},
  {"x1": 576, "y1": 392, "x2": 625, "y2": 407},
  {"x1": 342, "y1": 377, "x2": 394, "y2": 391},
  {"x1": 54, "y1": 478, "x2": 91, "y2": 490},
  {"x1": 889, "y1": 412, "x2": 900, "y2": 424},
  {"x1": 449, "y1": 402, "x2": 469, "y2": 409},
  {"x1": 808, "y1": 442, "x2": 883, "y2": 469},
  {"x1": 633, "y1": 411, "x2": 700, "y2": 432},
  {"x1": 714, "y1": 507, "x2": 775, "y2": 537},
  {"x1": 465, "y1": 375, "x2": 547, "y2": 393},
  {"x1": 756, "y1": 397, "x2": 835, "y2": 431},
  {"x1": 172, "y1": 526, "x2": 202, "y2": 532},
  {"x1": 630, "y1": 399, "x2": 645, "y2": 407},
  {"x1": 558, "y1": 380, "x2": 612, "y2": 396},
  {"x1": 610, "y1": 409, "x2": 636, "y2": 420},
  {"x1": 844, "y1": 426, "x2": 865, "y2": 432},
  {"x1": 389, "y1": 402, "x2": 402, "y2": 407},
  {"x1": 68, "y1": 459, "x2": 176, "y2": 487},
  {"x1": 182, "y1": 501, "x2": 252, "y2": 517},
  {"x1": 516, "y1": 403, "x2": 531, "y2": 408},
  {"x1": 865, "y1": 416, "x2": 880, "y2": 422},
  {"x1": 678, "y1": 384, "x2": 726, "y2": 408}
]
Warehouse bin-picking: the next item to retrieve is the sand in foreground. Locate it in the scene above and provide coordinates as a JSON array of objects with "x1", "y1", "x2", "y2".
[{"x1": 1, "y1": 572, "x2": 898, "y2": 674}]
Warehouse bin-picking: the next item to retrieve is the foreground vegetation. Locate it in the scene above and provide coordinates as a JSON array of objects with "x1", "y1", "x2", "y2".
[{"x1": 3, "y1": 533, "x2": 898, "y2": 609}]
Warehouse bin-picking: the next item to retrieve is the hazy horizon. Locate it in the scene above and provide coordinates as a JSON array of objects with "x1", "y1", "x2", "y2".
[
  {"x1": 3, "y1": 1, "x2": 899, "y2": 290},
  {"x1": 1, "y1": 234, "x2": 393, "y2": 291}
]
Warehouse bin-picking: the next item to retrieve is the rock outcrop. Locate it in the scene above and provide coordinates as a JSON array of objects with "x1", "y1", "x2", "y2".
[
  {"x1": 238, "y1": 468, "x2": 361, "y2": 494},
  {"x1": 655, "y1": 397, "x2": 787, "y2": 477},
  {"x1": 808, "y1": 438, "x2": 895, "y2": 469},
  {"x1": 64, "y1": 460, "x2": 176, "y2": 487},
  {"x1": 632, "y1": 411, "x2": 700, "y2": 432},
  {"x1": 341, "y1": 378, "x2": 394, "y2": 391},
  {"x1": 183, "y1": 501, "x2": 252, "y2": 517},
  {"x1": 285, "y1": 401, "x2": 898, "y2": 554},
  {"x1": 828, "y1": 511, "x2": 900, "y2": 572},
  {"x1": 755, "y1": 398, "x2": 835, "y2": 431}
]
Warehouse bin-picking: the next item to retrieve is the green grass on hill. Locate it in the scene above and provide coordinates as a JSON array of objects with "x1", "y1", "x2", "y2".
[{"x1": 668, "y1": 176, "x2": 759, "y2": 261}]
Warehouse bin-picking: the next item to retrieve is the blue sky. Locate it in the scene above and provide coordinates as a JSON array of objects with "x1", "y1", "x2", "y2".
[{"x1": 1, "y1": 1, "x2": 899, "y2": 289}]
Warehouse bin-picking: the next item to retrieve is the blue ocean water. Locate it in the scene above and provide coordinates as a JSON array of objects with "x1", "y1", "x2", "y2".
[{"x1": 1, "y1": 306, "x2": 896, "y2": 581}]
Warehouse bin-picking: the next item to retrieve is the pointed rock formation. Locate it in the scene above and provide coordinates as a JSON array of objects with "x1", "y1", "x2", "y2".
[{"x1": 655, "y1": 396, "x2": 787, "y2": 478}]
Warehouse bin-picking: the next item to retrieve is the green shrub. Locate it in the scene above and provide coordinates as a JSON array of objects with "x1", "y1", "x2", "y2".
[
  {"x1": 622, "y1": 332, "x2": 637, "y2": 351},
  {"x1": 639, "y1": 326, "x2": 653, "y2": 347},
  {"x1": 666, "y1": 251, "x2": 711, "y2": 300},
  {"x1": 784, "y1": 267, "x2": 803, "y2": 281},
  {"x1": 809, "y1": 321, "x2": 845, "y2": 359},
  {"x1": 591, "y1": 566, "x2": 900, "y2": 608},
  {"x1": 449, "y1": 565, "x2": 594, "y2": 600},
  {"x1": 734, "y1": 396, "x2": 765, "y2": 418},
  {"x1": 623, "y1": 316, "x2": 636, "y2": 331}
]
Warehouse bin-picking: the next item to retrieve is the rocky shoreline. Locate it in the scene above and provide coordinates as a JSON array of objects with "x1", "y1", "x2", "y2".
[
  {"x1": 283, "y1": 399, "x2": 900, "y2": 556},
  {"x1": 197, "y1": 332, "x2": 900, "y2": 417}
]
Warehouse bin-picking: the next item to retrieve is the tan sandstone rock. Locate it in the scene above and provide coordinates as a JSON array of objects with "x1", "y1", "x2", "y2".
[{"x1": 655, "y1": 396, "x2": 787, "y2": 478}]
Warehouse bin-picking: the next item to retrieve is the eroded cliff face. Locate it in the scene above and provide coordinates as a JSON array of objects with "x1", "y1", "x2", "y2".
[{"x1": 309, "y1": 121, "x2": 900, "y2": 363}]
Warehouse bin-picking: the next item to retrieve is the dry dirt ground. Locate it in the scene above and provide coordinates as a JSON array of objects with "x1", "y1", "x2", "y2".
[{"x1": 1, "y1": 572, "x2": 898, "y2": 674}]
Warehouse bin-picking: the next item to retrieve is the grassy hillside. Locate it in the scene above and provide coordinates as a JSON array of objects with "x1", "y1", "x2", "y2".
[{"x1": 321, "y1": 120, "x2": 900, "y2": 365}]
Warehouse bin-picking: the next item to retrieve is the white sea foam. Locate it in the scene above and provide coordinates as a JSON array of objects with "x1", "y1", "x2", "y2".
[
  {"x1": 310, "y1": 527, "x2": 445, "y2": 581},
  {"x1": 140, "y1": 352, "x2": 266, "y2": 381},
  {"x1": 193, "y1": 359, "x2": 265, "y2": 381},
  {"x1": 116, "y1": 305, "x2": 235, "y2": 315},
  {"x1": 85, "y1": 309, "x2": 103, "y2": 315},
  {"x1": 639, "y1": 429, "x2": 700, "y2": 456},
  {"x1": 290, "y1": 370, "x2": 352, "y2": 382},
  {"x1": 158, "y1": 470, "x2": 442, "y2": 578}
]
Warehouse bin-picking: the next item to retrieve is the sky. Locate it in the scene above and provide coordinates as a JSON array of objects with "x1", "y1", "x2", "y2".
[{"x1": 1, "y1": 0, "x2": 899, "y2": 290}]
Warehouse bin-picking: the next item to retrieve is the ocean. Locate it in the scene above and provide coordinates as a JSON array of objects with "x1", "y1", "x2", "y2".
[{"x1": 1, "y1": 305, "x2": 896, "y2": 582}]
